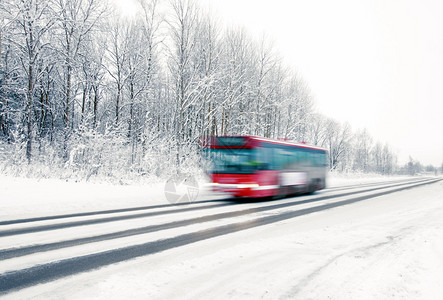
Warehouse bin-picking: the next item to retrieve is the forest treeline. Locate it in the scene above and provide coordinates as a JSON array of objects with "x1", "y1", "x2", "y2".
[{"x1": 0, "y1": 0, "x2": 406, "y2": 181}]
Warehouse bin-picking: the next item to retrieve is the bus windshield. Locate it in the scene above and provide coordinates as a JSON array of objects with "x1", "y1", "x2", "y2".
[{"x1": 208, "y1": 148, "x2": 262, "y2": 174}]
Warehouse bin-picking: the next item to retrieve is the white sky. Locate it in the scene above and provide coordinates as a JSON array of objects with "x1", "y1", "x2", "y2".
[{"x1": 116, "y1": 0, "x2": 443, "y2": 166}]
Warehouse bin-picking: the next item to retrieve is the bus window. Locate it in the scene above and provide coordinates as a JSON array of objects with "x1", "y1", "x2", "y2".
[
  {"x1": 297, "y1": 150, "x2": 305, "y2": 166},
  {"x1": 208, "y1": 148, "x2": 259, "y2": 173},
  {"x1": 261, "y1": 147, "x2": 274, "y2": 170},
  {"x1": 255, "y1": 147, "x2": 272, "y2": 170},
  {"x1": 322, "y1": 152, "x2": 328, "y2": 167},
  {"x1": 313, "y1": 152, "x2": 319, "y2": 167},
  {"x1": 274, "y1": 149, "x2": 285, "y2": 169},
  {"x1": 289, "y1": 149, "x2": 299, "y2": 166}
]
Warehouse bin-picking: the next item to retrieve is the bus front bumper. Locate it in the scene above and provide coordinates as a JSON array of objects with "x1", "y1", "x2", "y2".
[{"x1": 209, "y1": 183, "x2": 279, "y2": 197}]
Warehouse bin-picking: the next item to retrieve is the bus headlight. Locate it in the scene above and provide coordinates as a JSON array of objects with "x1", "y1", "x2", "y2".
[{"x1": 238, "y1": 183, "x2": 259, "y2": 188}]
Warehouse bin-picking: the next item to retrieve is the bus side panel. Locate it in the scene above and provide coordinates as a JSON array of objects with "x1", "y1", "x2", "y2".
[
  {"x1": 254, "y1": 170, "x2": 280, "y2": 197},
  {"x1": 211, "y1": 171, "x2": 279, "y2": 198}
]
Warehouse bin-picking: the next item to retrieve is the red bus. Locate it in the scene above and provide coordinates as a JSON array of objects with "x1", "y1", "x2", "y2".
[{"x1": 205, "y1": 136, "x2": 328, "y2": 198}]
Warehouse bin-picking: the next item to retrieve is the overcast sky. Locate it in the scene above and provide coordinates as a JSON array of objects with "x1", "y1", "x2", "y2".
[
  {"x1": 117, "y1": 0, "x2": 443, "y2": 166},
  {"x1": 202, "y1": 0, "x2": 443, "y2": 166}
]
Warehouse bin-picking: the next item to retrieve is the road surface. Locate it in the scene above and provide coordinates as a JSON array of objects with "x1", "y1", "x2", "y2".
[{"x1": 1, "y1": 177, "x2": 442, "y2": 299}]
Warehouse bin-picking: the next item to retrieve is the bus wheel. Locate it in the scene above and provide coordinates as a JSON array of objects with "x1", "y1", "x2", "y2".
[
  {"x1": 306, "y1": 181, "x2": 316, "y2": 195},
  {"x1": 272, "y1": 187, "x2": 283, "y2": 200}
]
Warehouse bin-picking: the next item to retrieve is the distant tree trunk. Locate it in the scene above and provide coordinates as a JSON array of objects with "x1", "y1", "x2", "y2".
[
  {"x1": 81, "y1": 86, "x2": 87, "y2": 123},
  {"x1": 93, "y1": 86, "x2": 98, "y2": 128},
  {"x1": 0, "y1": 41, "x2": 11, "y2": 141},
  {"x1": 64, "y1": 58, "x2": 71, "y2": 127},
  {"x1": 26, "y1": 63, "x2": 33, "y2": 163},
  {"x1": 168, "y1": 0, "x2": 199, "y2": 172},
  {"x1": 115, "y1": 87, "x2": 121, "y2": 125},
  {"x1": 0, "y1": 28, "x2": 3, "y2": 138}
]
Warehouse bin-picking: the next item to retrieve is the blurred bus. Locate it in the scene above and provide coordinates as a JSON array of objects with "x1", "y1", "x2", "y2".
[{"x1": 205, "y1": 136, "x2": 328, "y2": 198}]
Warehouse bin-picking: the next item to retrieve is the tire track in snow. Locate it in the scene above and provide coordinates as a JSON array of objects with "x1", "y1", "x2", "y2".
[
  {"x1": 0, "y1": 199, "x2": 228, "y2": 226},
  {"x1": 0, "y1": 178, "x2": 433, "y2": 258},
  {"x1": 0, "y1": 177, "x2": 423, "y2": 226}
]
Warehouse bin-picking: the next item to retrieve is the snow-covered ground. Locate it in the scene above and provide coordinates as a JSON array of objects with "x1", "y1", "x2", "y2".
[
  {"x1": 2, "y1": 174, "x2": 442, "y2": 299},
  {"x1": 0, "y1": 173, "x2": 218, "y2": 220},
  {"x1": 0, "y1": 172, "x2": 411, "y2": 220},
  {"x1": 326, "y1": 171, "x2": 412, "y2": 187}
]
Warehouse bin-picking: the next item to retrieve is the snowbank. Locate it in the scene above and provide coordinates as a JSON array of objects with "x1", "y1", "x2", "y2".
[{"x1": 327, "y1": 171, "x2": 413, "y2": 187}]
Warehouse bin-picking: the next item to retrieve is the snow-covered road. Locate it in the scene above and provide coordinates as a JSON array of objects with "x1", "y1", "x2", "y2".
[{"x1": 1, "y1": 176, "x2": 442, "y2": 299}]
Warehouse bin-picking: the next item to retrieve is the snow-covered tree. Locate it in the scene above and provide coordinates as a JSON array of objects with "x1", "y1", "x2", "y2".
[
  {"x1": 325, "y1": 119, "x2": 352, "y2": 170},
  {"x1": 167, "y1": 0, "x2": 201, "y2": 170},
  {"x1": 2, "y1": 0, "x2": 54, "y2": 162},
  {"x1": 353, "y1": 129, "x2": 372, "y2": 172},
  {"x1": 53, "y1": 0, "x2": 105, "y2": 128}
]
